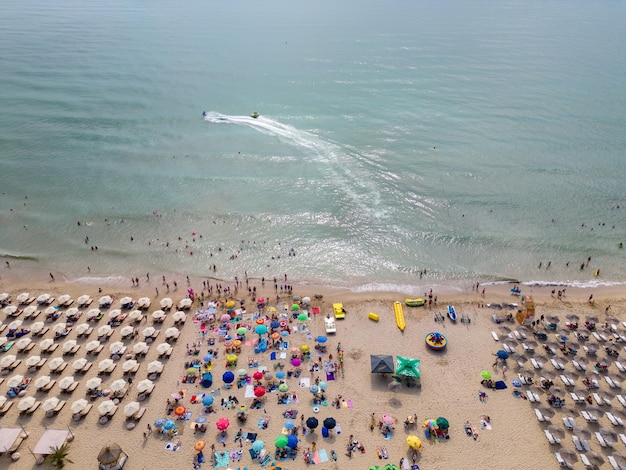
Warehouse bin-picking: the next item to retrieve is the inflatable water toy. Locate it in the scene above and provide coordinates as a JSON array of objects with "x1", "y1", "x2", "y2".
[
  {"x1": 594, "y1": 269, "x2": 600, "y2": 277},
  {"x1": 368, "y1": 312, "x2": 379, "y2": 322},
  {"x1": 333, "y1": 303, "x2": 345, "y2": 319},
  {"x1": 324, "y1": 316, "x2": 336, "y2": 333},
  {"x1": 447, "y1": 305, "x2": 457, "y2": 322},
  {"x1": 405, "y1": 298, "x2": 425, "y2": 307},
  {"x1": 251, "y1": 112, "x2": 260, "y2": 118},
  {"x1": 393, "y1": 301, "x2": 406, "y2": 332},
  {"x1": 425, "y1": 331, "x2": 447, "y2": 351}
]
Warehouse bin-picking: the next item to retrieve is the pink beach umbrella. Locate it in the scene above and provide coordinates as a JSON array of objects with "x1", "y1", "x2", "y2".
[
  {"x1": 220, "y1": 314, "x2": 231, "y2": 323},
  {"x1": 216, "y1": 417, "x2": 230, "y2": 430},
  {"x1": 382, "y1": 414, "x2": 395, "y2": 425},
  {"x1": 291, "y1": 358, "x2": 301, "y2": 367},
  {"x1": 254, "y1": 386, "x2": 266, "y2": 398}
]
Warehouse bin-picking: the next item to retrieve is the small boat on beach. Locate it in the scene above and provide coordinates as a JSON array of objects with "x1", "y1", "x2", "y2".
[
  {"x1": 250, "y1": 111, "x2": 260, "y2": 119},
  {"x1": 447, "y1": 305, "x2": 457, "y2": 322},
  {"x1": 405, "y1": 298, "x2": 425, "y2": 307}
]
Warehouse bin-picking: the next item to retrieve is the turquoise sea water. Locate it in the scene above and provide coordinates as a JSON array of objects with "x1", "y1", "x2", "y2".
[{"x1": 1, "y1": 0, "x2": 625, "y2": 292}]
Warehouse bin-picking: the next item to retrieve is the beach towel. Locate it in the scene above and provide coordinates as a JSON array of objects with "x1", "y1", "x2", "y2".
[
  {"x1": 245, "y1": 432, "x2": 257, "y2": 442},
  {"x1": 245, "y1": 385, "x2": 255, "y2": 398},
  {"x1": 319, "y1": 449, "x2": 329, "y2": 462},
  {"x1": 335, "y1": 423, "x2": 342, "y2": 434},
  {"x1": 494, "y1": 380, "x2": 507, "y2": 390},
  {"x1": 214, "y1": 451, "x2": 230, "y2": 468},
  {"x1": 280, "y1": 341, "x2": 289, "y2": 350},
  {"x1": 179, "y1": 411, "x2": 192, "y2": 421},
  {"x1": 270, "y1": 352, "x2": 277, "y2": 361},
  {"x1": 326, "y1": 372, "x2": 335, "y2": 381},
  {"x1": 383, "y1": 430, "x2": 394, "y2": 440},
  {"x1": 165, "y1": 442, "x2": 181, "y2": 451},
  {"x1": 258, "y1": 418, "x2": 270, "y2": 429},
  {"x1": 299, "y1": 378, "x2": 310, "y2": 388},
  {"x1": 279, "y1": 352, "x2": 287, "y2": 359},
  {"x1": 311, "y1": 451, "x2": 322, "y2": 464},
  {"x1": 321, "y1": 427, "x2": 329, "y2": 438}
]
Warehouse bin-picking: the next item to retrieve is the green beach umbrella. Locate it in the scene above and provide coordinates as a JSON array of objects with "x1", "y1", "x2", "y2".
[
  {"x1": 291, "y1": 304, "x2": 300, "y2": 311},
  {"x1": 237, "y1": 327, "x2": 247, "y2": 336},
  {"x1": 481, "y1": 370, "x2": 491, "y2": 380},
  {"x1": 436, "y1": 417, "x2": 449, "y2": 430},
  {"x1": 395, "y1": 356, "x2": 421, "y2": 379},
  {"x1": 274, "y1": 435, "x2": 288, "y2": 448},
  {"x1": 297, "y1": 313, "x2": 308, "y2": 321}
]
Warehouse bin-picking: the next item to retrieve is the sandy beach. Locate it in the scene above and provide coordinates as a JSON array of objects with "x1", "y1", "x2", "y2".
[{"x1": 0, "y1": 274, "x2": 625, "y2": 470}]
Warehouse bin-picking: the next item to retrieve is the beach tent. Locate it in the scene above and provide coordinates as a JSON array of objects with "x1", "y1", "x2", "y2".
[
  {"x1": 97, "y1": 443, "x2": 128, "y2": 470},
  {"x1": 395, "y1": 356, "x2": 421, "y2": 379},
  {"x1": 370, "y1": 355, "x2": 395, "y2": 374}
]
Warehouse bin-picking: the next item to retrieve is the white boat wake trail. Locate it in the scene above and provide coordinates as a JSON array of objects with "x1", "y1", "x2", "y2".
[{"x1": 202, "y1": 112, "x2": 386, "y2": 221}]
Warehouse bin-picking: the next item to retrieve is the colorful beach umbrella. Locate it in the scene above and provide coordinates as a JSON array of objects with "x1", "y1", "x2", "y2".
[
  {"x1": 274, "y1": 435, "x2": 288, "y2": 448},
  {"x1": 291, "y1": 358, "x2": 301, "y2": 367},
  {"x1": 316, "y1": 335, "x2": 327, "y2": 343},
  {"x1": 323, "y1": 417, "x2": 336, "y2": 429},
  {"x1": 254, "y1": 386, "x2": 266, "y2": 397},
  {"x1": 481, "y1": 370, "x2": 492, "y2": 380},
  {"x1": 278, "y1": 383, "x2": 289, "y2": 392},
  {"x1": 287, "y1": 435, "x2": 298, "y2": 448},
  {"x1": 291, "y1": 304, "x2": 300, "y2": 311},
  {"x1": 202, "y1": 395, "x2": 214, "y2": 407},
  {"x1": 252, "y1": 440, "x2": 264, "y2": 452},
  {"x1": 237, "y1": 327, "x2": 247, "y2": 336},
  {"x1": 284, "y1": 419, "x2": 295, "y2": 430},
  {"x1": 216, "y1": 417, "x2": 230, "y2": 430},
  {"x1": 194, "y1": 440, "x2": 206, "y2": 451},
  {"x1": 496, "y1": 350, "x2": 509, "y2": 360},
  {"x1": 253, "y1": 371, "x2": 264, "y2": 381},
  {"x1": 255, "y1": 325, "x2": 268, "y2": 335},
  {"x1": 406, "y1": 435, "x2": 422, "y2": 450},
  {"x1": 436, "y1": 417, "x2": 450, "y2": 430},
  {"x1": 306, "y1": 417, "x2": 319, "y2": 429},
  {"x1": 222, "y1": 371, "x2": 235, "y2": 384},
  {"x1": 297, "y1": 313, "x2": 308, "y2": 321}
]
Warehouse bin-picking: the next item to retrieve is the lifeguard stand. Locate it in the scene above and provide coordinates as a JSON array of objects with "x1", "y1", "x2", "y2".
[{"x1": 516, "y1": 295, "x2": 535, "y2": 325}]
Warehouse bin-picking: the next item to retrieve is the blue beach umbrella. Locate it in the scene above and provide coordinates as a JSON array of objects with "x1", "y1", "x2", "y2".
[
  {"x1": 222, "y1": 371, "x2": 235, "y2": 384},
  {"x1": 496, "y1": 350, "x2": 509, "y2": 360},
  {"x1": 201, "y1": 372, "x2": 213, "y2": 388},
  {"x1": 270, "y1": 321, "x2": 280, "y2": 329},
  {"x1": 154, "y1": 418, "x2": 166, "y2": 427},
  {"x1": 164, "y1": 419, "x2": 176, "y2": 430},
  {"x1": 284, "y1": 419, "x2": 295, "y2": 430},
  {"x1": 318, "y1": 381, "x2": 328, "y2": 391},
  {"x1": 275, "y1": 371, "x2": 285, "y2": 379},
  {"x1": 280, "y1": 330, "x2": 289, "y2": 337},
  {"x1": 202, "y1": 395, "x2": 214, "y2": 406},
  {"x1": 310, "y1": 384, "x2": 319, "y2": 395},
  {"x1": 255, "y1": 325, "x2": 268, "y2": 335},
  {"x1": 316, "y1": 336, "x2": 327, "y2": 343},
  {"x1": 203, "y1": 354, "x2": 213, "y2": 362},
  {"x1": 252, "y1": 440, "x2": 264, "y2": 452},
  {"x1": 287, "y1": 435, "x2": 299, "y2": 449}
]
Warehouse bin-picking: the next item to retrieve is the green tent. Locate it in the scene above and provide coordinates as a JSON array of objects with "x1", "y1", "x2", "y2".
[{"x1": 395, "y1": 356, "x2": 421, "y2": 379}]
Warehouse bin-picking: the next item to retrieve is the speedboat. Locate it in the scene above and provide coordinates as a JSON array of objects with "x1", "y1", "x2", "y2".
[{"x1": 250, "y1": 112, "x2": 260, "y2": 119}]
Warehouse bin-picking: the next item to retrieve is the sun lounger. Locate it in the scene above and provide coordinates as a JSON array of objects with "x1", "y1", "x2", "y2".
[
  {"x1": 534, "y1": 408, "x2": 547, "y2": 422},
  {"x1": 562, "y1": 417, "x2": 575, "y2": 430},
  {"x1": 573, "y1": 360, "x2": 586, "y2": 371},
  {"x1": 608, "y1": 456, "x2": 621, "y2": 470},
  {"x1": 37, "y1": 379, "x2": 56, "y2": 393},
  {"x1": 0, "y1": 401, "x2": 13, "y2": 415},
  {"x1": 544, "y1": 429, "x2": 560, "y2": 444},
  {"x1": 615, "y1": 362, "x2": 626, "y2": 373},
  {"x1": 560, "y1": 375, "x2": 575, "y2": 386},
  {"x1": 87, "y1": 345, "x2": 104, "y2": 356},
  {"x1": 28, "y1": 358, "x2": 47, "y2": 371},
  {"x1": 6, "y1": 359, "x2": 22, "y2": 371},
  {"x1": 531, "y1": 358, "x2": 543, "y2": 369},
  {"x1": 527, "y1": 392, "x2": 537, "y2": 403},
  {"x1": 49, "y1": 400, "x2": 67, "y2": 415},
  {"x1": 581, "y1": 411, "x2": 598, "y2": 423},
  {"x1": 606, "y1": 376, "x2": 621, "y2": 388},
  {"x1": 63, "y1": 345, "x2": 81, "y2": 356},
  {"x1": 522, "y1": 343, "x2": 535, "y2": 352},
  {"x1": 555, "y1": 452, "x2": 572, "y2": 468},
  {"x1": 595, "y1": 432, "x2": 612, "y2": 448},
  {"x1": 77, "y1": 327, "x2": 94, "y2": 338},
  {"x1": 33, "y1": 326, "x2": 49, "y2": 337},
  {"x1": 106, "y1": 405, "x2": 118, "y2": 418},
  {"x1": 617, "y1": 395, "x2": 626, "y2": 408},
  {"x1": 579, "y1": 453, "x2": 594, "y2": 469},
  {"x1": 158, "y1": 348, "x2": 173, "y2": 359},
  {"x1": 570, "y1": 392, "x2": 585, "y2": 404},
  {"x1": 551, "y1": 359, "x2": 565, "y2": 370},
  {"x1": 572, "y1": 436, "x2": 583, "y2": 451},
  {"x1": 131, "y1": 407, "x2": 146, "y2": 422},
  {"x1": 60, "y1": 381, "x2": 79, "y2": 393},
  {"x1": 593, "y1": 393, "x2": 604, "y2": 405},
  {"x1": 51, "y1": 362, "x2": 68, "y2": 374},
  {"x1": 607, "y1": 412, "x2": 624, "y2": 427},
  {"x1": 619, "y1": 433, "x2": 626, "y2": 447},
  {"x1": 21, "y1": 401, "x2": 42, "y2": 415},
  {"x1": 514, "y1": 330, "x2": 526, "y2": 340},
  {"x1": 42, "y1": 343, "x2": 59, "y2": 354},
  {"x1": 503, "y1": 344, "x2": 515, "y2": 354}
]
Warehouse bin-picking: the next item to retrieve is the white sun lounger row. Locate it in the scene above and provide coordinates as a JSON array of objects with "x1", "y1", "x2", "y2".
[
  {"x1": 555, "y1": 452, "x2": 573, "y2": 468},
  {"x1": 595, "y1": 431, "x2": 614, "y2": 448},
  {"x1": 617, "y1": 395, "x2": 626, "y2": 408},
  {"x1": 535, "y1": 408, "x2": 550, "y2": 422},
  {"x1": 513, "y1": 330, "x2": 527, "y2": 340},
  {"x1": 502, "y1": 343, "x2": 515, "y2": 354},
  {"x1": 606, "y1": 412, "x2": 624, "y2": 427},
  {"x1": 616, "y1": 361, "x2": 626, "y2": 373},
  {"x1": 572, "y1": 360, "x2": 586, "y2": 371},
  {"x1": 570, "y1": 392, "x2": 586, "y2": 404},
  {"x1": 531, "y1": 358, "x2": 543, "y2": 369},
  {"x1": 572, "y1": 435, "x2": 591, "y2": 451},
  {"x1": 593, "y1": 392, "x2": 611, "y2": 406},
  {"x1": 606, "y1": 376, "x2": 621, "y2": 388},
  {"x1": 581, "y1": 410, "x2": 598, "y2": 423},
  {"x1": 608, "y1": 455, "x2": 624, "y2": 470},
  {"x1": 619, "y1": 433, "x2": 626, "y2": 446},
  {"x1": 560, "y1": 375, "x2": 575, "y2": 386},
  {"x1": 551, "y1": 358, "x2": 565, "y2": 370},
  {"x1": 544, "y1": 429, "x2": 561, "y2": 445},
  {"x1": 522, "y1": 342, "x2": 535, "y2": 352},
  {"x1": 527, "y1": 391, "x2": 541, "y2": 403},
  {"x1": 562, "y1": 417, "x2": 575, "y2": 430},
  {"x1": 579, "y1": 453, "x2": 594, "y2": 469}
]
